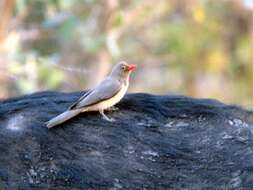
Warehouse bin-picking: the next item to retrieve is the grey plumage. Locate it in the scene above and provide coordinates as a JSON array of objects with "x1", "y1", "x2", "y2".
[
  {"x1": 69, "y1": 77, "x2": 121, "y2": 109},
  {"x1": 46, "y1": 61, "x2": 136, "y2": 128},
  {"x1": 46, "y1": 109, "x2": 82, "y2": 128}
]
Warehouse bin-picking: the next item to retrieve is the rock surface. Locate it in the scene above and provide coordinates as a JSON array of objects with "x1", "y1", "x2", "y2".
[{"x1": 1, "y1": 91, "x2": 253, "y2": 189}]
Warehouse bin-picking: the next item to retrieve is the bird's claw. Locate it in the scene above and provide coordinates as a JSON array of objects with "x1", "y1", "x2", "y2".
[
  {"x1": 102, "y1": 115, "x2": 115, "y2": 122},
  {"x1": 99, "y1": 110, "x2": 116, "y2": 122}
]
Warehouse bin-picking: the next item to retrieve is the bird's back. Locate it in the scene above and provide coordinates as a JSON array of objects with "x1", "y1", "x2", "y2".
[{"x1": 70, "y1": 77, "x2": 121, "y2": 110}]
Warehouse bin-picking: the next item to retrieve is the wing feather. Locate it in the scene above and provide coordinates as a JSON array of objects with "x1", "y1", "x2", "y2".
[
  {"x1": 68, "y1": 90, "x2": 92, "y2": 109},
  {"x1": 69, "y1": 77, "x2": 121, "y2": 110}
]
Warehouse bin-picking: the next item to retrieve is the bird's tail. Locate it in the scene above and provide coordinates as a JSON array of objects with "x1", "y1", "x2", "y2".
[{"x1": 46, "y1": 109, "x2": 82, "y2": 129}]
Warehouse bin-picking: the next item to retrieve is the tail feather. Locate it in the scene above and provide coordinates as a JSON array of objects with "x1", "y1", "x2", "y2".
[{"x1": 46, "y1": 109, "x2": 82, "y2": 128}]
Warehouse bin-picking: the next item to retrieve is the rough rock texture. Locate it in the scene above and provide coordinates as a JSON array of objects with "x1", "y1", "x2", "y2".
[{"x1": 1, "y1": 91, "x2": 253, "y2": 189}]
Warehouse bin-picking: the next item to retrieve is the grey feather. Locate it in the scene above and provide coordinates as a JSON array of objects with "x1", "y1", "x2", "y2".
[
  {"x1": 68, "y1": 90, "x2": 92, "y2": 110},
  {"x1": 71, "y1": 77, "x2": 121, "y2": 109},
  {"x1": 46, "y1": 109, "x2": 82, "y2": 128}
]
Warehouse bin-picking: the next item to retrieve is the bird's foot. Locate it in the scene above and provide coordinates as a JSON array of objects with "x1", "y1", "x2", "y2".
[
  {"x1": 107, "y1": 106, "x2": 119, "y2": 112},
  {"x1": 99, "y1": 110, "x2": 116, "y2": 122},
  {"x1": 103, "y1": 115, "x2": 115, "y2": 122}
]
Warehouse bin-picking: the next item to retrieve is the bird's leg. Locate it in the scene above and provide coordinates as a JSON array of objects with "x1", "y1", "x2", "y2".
[
  {"x1": 99, "y1": 109, "x2": 115, "y2": 122},
  {"x1": 107, "y1": 106, "x2": 119, "y2": 112}
]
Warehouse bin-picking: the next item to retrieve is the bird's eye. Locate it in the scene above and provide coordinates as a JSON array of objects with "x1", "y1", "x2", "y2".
[{"x1": 121, "y1": 65, "x2": 126, "y2": 70}]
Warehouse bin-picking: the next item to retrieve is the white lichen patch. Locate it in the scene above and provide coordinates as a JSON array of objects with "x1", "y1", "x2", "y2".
[
  {"x1": 233, "y1": 118, "x2": 249, "y2": 128},
  {"x1": 142, "y1": 150, "x2": 159, "y2": 161},
  {"x1": 165, "y1": 121, "x2": 174, "y2": 128},
  {"x1": 175, "y1": 121, "x2": 189, "y2": 127},
  {"x1": 6, "y1": 113, "x2": 27, "y2": 131},
  {"x1": 126, "y1": 146, "x2": 135, "y2": 154},
  {"x1": 142, "y1": 150, "x2": 159, "y2": 157},
  {"x1": 136, "y1": 122, "x2": 151, "y2": 127},
  {"x1": 228, "y1": 120, "x2": 234, "y2": 126},
  {"x1": 227, "y1": 118, "x2": 253, "y2": 135},
  {"x1": 165, "y1": 121, "x2": 190, "y2": 128},
  {"x1": 140, "y1": 150, "x2": 159, "y2": 162},
  {"x1": 110, "y1": 178, "x2": 122, "y2": 190},
  {"x1": 222, "y1": 133, "x2": 233, "y2": 140},
  {"x1": 227, "y1": 118, "x2": 249, "y2": 128}
]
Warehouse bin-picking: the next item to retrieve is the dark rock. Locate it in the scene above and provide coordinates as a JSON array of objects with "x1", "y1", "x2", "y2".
[{"x1": 1, "y1": 91, "x2": 253, "y2": 189}]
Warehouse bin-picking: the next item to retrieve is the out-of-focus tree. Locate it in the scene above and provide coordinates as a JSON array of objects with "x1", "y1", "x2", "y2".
[
  {"x1": 0, "y1": 0, "x2": 15, "y2": 97},
  {"x1": 1, "y1": 0, "x2": 253, "y2": 107}
]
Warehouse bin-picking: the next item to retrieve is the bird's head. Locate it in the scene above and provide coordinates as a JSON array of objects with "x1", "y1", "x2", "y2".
[{"x1": 110, "y1": 61, "x2": 136, "y2": 80}]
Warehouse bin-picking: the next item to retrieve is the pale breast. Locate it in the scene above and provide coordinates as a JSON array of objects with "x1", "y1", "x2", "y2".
[{"x1": 87, "y1": 82, "x2": 128, "y2": 111}]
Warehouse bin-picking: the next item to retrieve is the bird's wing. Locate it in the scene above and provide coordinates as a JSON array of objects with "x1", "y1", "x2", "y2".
[
  {"x1": 69, "y1": 77, "x2": 121, "y2": 110},
  {"x1": 68, "y1": 90, "x2": 92, "y2": 109}
]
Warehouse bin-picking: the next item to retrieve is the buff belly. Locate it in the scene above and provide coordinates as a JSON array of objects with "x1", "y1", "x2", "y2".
[{"x1": 82, "y1": 84, "x2": 128, "y2": 112}]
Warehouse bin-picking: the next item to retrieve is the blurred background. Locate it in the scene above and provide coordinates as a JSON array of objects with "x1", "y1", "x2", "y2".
[{"x1": 0, "y1": 0, "x2": 253, "y2": 107}]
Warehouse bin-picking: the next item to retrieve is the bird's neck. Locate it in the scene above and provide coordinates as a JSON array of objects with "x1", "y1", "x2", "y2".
[
  {"x1": 118, "y1": 78, "x2": 127, "y2": 87},
  {"x1": 111, "y1": 73, "x2": 130, "y2": 86},
  {"x1": 122, "y1": 74, "x2": 130, "y2": 86}
]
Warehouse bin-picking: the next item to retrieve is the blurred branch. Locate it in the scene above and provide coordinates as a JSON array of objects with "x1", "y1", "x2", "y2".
[
  {"x1": 0, "y1": 0, "x2": 15, "y2": 43},
  {"x1": 0, "y1": 0, "x2": 15, "y2": 98}
]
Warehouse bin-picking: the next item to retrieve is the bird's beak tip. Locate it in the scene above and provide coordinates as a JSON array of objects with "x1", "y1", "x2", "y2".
[{"x1": 128, "y1": 64, "x2": 137, "y2": 71}]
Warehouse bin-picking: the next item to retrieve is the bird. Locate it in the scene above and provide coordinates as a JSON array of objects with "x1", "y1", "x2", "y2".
[{"x1": 46, "y1": 61, "x2": 136, "y2": 128}]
